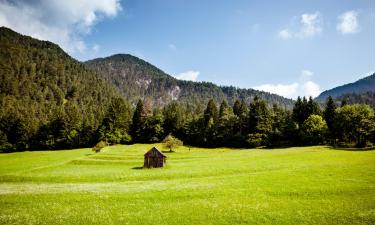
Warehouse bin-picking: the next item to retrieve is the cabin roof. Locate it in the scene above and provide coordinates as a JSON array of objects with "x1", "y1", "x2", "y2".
[{"x1": 144, "y1": 147, "x2": 166, "y2": 158}]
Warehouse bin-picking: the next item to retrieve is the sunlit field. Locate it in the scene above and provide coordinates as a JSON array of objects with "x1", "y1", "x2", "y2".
[{"x1": 0, "y1": 144, "x2": 374, "y2": 224}]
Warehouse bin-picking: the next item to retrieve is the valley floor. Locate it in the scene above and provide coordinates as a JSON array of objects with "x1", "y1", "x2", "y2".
[{"x1": 0, "y1": 144, "x2": 374, "y2": 224}]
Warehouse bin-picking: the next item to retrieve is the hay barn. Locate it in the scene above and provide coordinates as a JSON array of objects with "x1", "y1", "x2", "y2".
[{"x1": 144, "y1": 147, "x2": 167, "y2": 168}]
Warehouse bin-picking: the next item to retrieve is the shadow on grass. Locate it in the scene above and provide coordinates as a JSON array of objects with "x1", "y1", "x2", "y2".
[
  {"x1": 327, "y1": 146, "x2": 375, "y2": 151},
  {"x1": 132, "y1": 166, "x2": 144, "y2": 170},
  {"x1": 161, "y1": 150, "x2": 175, "y2": 153}
]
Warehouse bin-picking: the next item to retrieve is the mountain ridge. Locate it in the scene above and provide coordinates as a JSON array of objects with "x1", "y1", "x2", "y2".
[
  {"x1": 84, "y1": 54, "x2": 295, "y2": 108},
  {"x1": 316, "y1": 73, "x2": 375, "y2": 102}
]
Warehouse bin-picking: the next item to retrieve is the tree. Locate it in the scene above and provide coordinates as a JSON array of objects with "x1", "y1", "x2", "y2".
[
  {"x1": 142, "y1": 112, "x2": 164, "y2": 143},
  {"x1": 217, "y1": 100, "x2": 237, "y2": 146},
  {"x1": 131, "y1": 100, "x2": 145, "y2": 142},
  {"x1": 323, "y1": 96, "x2": 336, "y2": 139},
  {"x1": 163, "y1": 101, "x2": 184, "y2": 135},
  {"x1": 219, "y1": 100, "x2": 230, "y2": 118},
  {"x1": 162, "y1": 134, "x2": 183, "y2": 152},
  {"x1": 204, "y1": 99, "x2": 218, "y2": 125},
  {"x1": 341, "y1": 98, "x2": 348, "y2": 107},
  {"x1": 92, "y1": 140, "x2": 107, "y2": 153},
  {"x1": 307, "y1": 96, "x2": 321, "y2": 115},
  {"x1": 334, "y1": 104, "x2": 375, "y2": 147},
  {"x1": 202, "y1": 99, "x2": 218, "y2": 146},
  {"x1": 233, "y1": 99, "x2": 249, "y2": 136},
  {"x1": 293, "y1": 96, "x2": 321, "y2": 126},
  {"x1": 98, "y1": 97, "x2": 132, "y2": 144},
  {"x1": 301, "y1": 114, "x2": 328, "y2": 145},
  {"x1": 247, "y1": 96, "x2": 272, "y2": 147}
]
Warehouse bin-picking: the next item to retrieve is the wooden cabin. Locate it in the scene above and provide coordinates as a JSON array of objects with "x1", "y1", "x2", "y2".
[{"x1": 144, "y1": 147, "x2": 167, "y2": 168}]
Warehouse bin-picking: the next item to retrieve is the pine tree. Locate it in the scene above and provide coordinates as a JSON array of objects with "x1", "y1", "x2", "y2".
[
  {"x1": 247, "y1": 97, "x2": 272, "y2": 147},
  {"x1": 204, "y1": 99, "x2": 218, "y2": 125},
  {"x1": 131, "y1": 99, "x2": 144, "y2": 142},
  {"x1": 323, "y1": 96, "x2": 336, "y2": 137},
  {"x1": 219, "y1": 100, "x2": 230, "y2": 118}
]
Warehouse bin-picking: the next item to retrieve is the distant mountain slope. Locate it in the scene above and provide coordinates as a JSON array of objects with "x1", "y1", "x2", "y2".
[
  {"x1": 335, "y1": 91, "x2": 375, "y2": 108},
  {"x1": 316, "y1": 73, "x2": 375, "y2": 102},
  {"x1": 85, "y1": 54, "x2": 295, "y2": 108},
  {"x1": 0, "y1": 27, "x2": 123, "y2": 149}
]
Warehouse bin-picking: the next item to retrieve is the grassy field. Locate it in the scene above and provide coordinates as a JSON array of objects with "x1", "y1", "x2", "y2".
[{"x1": 0, "y1": 144, "x2": 374, "y2": 224}]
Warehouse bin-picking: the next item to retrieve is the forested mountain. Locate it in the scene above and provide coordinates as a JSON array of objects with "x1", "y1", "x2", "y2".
[
  {"x1": 316, "y1": 73, "x2": 375, "y2": 101},
  {"x1": 334, "y1": 91, "x2": 375, "y2": 108},
  {"x1": 0, "y1": 27, "x2": 127, "y2": 150},
  {"x1": 1, "y1": 27, "x2": 374, "y2": 152},
  {"x1": 85, "y1": 54, "x2": 295, "y2": 108}
]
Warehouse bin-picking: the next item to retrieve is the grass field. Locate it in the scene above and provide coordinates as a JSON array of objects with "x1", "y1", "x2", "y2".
[{"x1": 0, "y1": 144, "x2": 374, "y2": 224}]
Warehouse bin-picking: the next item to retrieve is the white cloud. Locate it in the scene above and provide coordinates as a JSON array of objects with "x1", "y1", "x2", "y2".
[
  {"x1": 0, "y1": 0, "x2": 121, "y2": 54},
  {"x1": 253, "y1": 70, "x2": 322, "y2": 99},
  {"x1": 298, "y1": 12, "x2": 323, "y2": 38},
  {"x1": 278, "y1": 12, "x2": 322, "y2": 39},
  {"x1": 337, "y1": 10, "x2": 359, "y2": 34},
  {"x1": 278, "y1": 29, "x2": 292, "y2": 40},
  {"x1": 253, "y1": 83, "x2": 299, "y2": 98},
  {"x1": 175, "y1": 71, "x2": 200, "y2": 81}
]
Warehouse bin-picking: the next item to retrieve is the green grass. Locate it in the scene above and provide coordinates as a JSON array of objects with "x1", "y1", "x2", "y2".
[{"x1": 0, "y1": 144, "x2": 374, "y2": 224}]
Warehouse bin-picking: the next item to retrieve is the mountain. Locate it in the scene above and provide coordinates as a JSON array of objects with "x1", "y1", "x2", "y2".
[
  {"x1": 0, "y1": 27, "x2": 124, "y2": 149},
  {"x1": 85, "y1": 54, "x2": 295, "y2": 108},
  {"x1": 316, "y1": 73, "x2": 375, "y2": 102},
  {"x1": 334, "y1": 91, "x2": 375, "y2": 108}
]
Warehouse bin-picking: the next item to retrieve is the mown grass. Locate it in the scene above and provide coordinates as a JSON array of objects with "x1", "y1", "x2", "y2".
[{"x1": 0, "y1": 144, "x2": 374, "y2": 224}]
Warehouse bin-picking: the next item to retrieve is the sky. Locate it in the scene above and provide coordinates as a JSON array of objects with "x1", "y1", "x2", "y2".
[{"x1": 1, "y1": 0, "x2": 374, "y2": 99}]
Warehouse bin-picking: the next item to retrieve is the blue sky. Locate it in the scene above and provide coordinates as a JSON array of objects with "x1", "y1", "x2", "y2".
[{"x1": 1, "y1": 0, "x2": 374, "y2": 99}]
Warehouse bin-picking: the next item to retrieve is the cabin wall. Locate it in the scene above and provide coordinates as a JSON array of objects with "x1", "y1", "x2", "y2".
[{"x1": 144, "y1": 156, "x2": 165, "y2": 168}]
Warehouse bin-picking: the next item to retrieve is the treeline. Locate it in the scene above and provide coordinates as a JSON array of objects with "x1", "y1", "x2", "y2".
[
  {"x1": 126, "y1": 96, "x2": 375, "y2": 148},
  {"x1": 1, "y1": 94, "x2": 374, "y2": 152},
  {"x1": 335, "y1": 91, "x2": 375, "y2": 109}
]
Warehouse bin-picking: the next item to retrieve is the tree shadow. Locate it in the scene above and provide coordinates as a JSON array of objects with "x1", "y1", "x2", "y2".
[
  {"x1": 132, "y1": 166, "x2": 144, "y2": 170},
  {"x1": 327, "y1": 146, "x2": 375, "y2": 151},
  {"x1": 161, "y1": 150, "x2": 175, "y2": 153}
]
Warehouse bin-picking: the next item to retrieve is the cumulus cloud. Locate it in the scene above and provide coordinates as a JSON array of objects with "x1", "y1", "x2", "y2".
[
  {"x1": 175, "y1": 71, "x2": 200, "y2": 81},
  {"x1": 253, "y1": 70, "x2": 322, "y2": 99},
  {"x1": 0, "y1": 0, "x2": 121, "y2": 53},
  {"x1": 278, "y1": 29, "x2": 292, "y2": 40},
  {"x1": 298, "y1": 12, "x2": 323, "y2": 38},
  {"x1": 278, "y1": 12, "x2": 323, "y2": 39},
  {"x1": 337, "y1": 10, "x2": 359, "y2": 34}
]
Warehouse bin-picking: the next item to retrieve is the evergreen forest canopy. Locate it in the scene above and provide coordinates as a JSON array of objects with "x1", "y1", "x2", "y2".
[{"x1": 0, "y1": 26, "x2": 374, "y2": 152}]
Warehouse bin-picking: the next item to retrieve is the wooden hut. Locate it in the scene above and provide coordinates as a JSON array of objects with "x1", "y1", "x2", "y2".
[{"x1": 144, "y1": 147, "x2": 167, "y2": 168}]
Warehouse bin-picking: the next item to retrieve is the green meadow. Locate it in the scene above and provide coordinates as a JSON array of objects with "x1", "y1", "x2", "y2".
[{"x1": 0, "y1": 144, "x2": 374, "y2": 224}]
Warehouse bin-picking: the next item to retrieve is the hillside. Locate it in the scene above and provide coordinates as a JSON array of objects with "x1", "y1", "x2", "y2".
[
  {"x1": 0, "y1": 27, "x2": 124, "y2": 150},
  {"x1": 335, "y1": 91, "x2": 375, "y2": 108},
  {"x1": 316, "y1": 73, "x2": 375, "y2": 102},
  {"x1": 85, "y1": 54, "x2": 295, "y2": 108}
]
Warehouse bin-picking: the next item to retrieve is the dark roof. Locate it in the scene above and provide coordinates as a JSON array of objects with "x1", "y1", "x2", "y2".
[{"x1": 144, "y1": 147, "x2": 166, "y2": 158}]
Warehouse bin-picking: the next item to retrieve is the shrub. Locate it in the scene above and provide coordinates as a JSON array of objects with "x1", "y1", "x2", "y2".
[
  {"x1": 162, "y1": 134, "x2": 183, "y2": 152},
  {"x1": 92, "y1": 141, "x2": 107, "y2": 153}
]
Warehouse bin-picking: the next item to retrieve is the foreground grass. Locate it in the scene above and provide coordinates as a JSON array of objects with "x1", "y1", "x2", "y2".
[{"x1": 0, "y1": 145, "x2": 374, "y2": 224}]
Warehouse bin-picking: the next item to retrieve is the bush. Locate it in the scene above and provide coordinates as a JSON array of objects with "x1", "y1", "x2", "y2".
[
  {"x1": 92, "y1": 141, "x2": 107, "y2": 153},
  {"x1": 246, "y1": 133, "x2": 264, "y2": 148},
  {"x1": 162, "y1": 134, "x2": 183, "y2": 152}
]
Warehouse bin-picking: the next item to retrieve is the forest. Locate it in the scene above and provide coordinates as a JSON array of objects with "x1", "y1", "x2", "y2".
[
  {"x1": 0, "y1": 27, "x2": 374, "y2": 152},
  {"x1": 1, "y1": 93, "x2": 374, "y2": 152}
]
